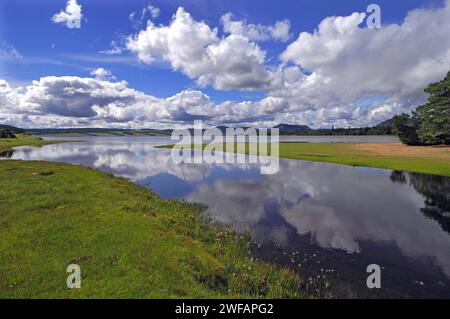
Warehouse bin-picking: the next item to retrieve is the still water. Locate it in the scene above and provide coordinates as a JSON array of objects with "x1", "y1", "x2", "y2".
[{"x1": 2, "y1": 136, "x2": 449, "y2": 298}]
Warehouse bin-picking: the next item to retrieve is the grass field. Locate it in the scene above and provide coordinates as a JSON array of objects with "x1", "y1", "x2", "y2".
[
  {"x1": 278, "y1": 142, "x2": 450, "y2": 177},
  {"x1": 0, "y1": 137, "x2": 304, "y2": 298},
  {"x1": 163, "y1": 142, "x2": 450, "y2": 177}
]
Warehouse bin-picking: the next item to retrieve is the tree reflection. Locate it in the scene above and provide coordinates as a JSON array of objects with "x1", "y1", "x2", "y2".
[
  {"x1": 391, "y1": 171, "x2": 450, "y2": 233},
  {"x1": 0, "y1": 149, "x2": 14, "y2": 158}
]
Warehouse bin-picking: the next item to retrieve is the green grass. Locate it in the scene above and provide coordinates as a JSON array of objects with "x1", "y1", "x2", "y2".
[
  {"x1": 0, "y1": 159, "x2": 303, "y2": 298},
  {"x1": 0, "y1": 134, "x2": 75, "y2": 152},
  {"x1": 278, "y1": 142, "x2": 450, "y2": 177},
  {"x1": 161, "y1": 142, "x2": 450, "y2": 177}
]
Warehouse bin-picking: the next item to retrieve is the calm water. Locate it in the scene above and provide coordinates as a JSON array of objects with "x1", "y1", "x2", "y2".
[
  {"x1": 2, "y1": 136, "x2": 449, "y2": 298},
  {"x1": 42, "y1": 135, "x2": 399, "y2": 143}
]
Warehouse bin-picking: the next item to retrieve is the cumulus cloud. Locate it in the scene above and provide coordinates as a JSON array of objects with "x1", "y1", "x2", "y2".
[
  {"x1": 126, "y1": 7, "x2": 272, "y2": 90},
  {"x1": 0, "y1": 75, "x2": 216, "y2": 128},
  {"x1": 51, "y1": 0, "x2": 83, "y2": 29},
  {"x1": 4, "y1": 3, "x2": 450, "y2": 128},
  {"x1": 277, "y1": 2, "x2": 450, "y2": 126},
  {"x1": 0, "y1": 73, "x2": 288, "y2": 128},
  {"x1": 221, "y1": 13, "x2": 291, "y2": 42},
  {"x1": 123, "y1": 3, "x2": 450, "y2": 127},
  {"x1": 90, "y1": 68, "x2": 116, "y2": 81}
]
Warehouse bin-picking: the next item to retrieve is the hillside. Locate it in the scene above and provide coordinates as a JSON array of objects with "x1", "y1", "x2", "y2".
[
  {"x1": 274, "y1": 124, "x2": 313, "y2": 134},
  {"x1": 18, "y1": 118, "x2": 395, "y2": 137},
  {"x1": 0, "y1": 124, "x2": 26, "y2": 138},
  {"x1": 27, "y1": 128, "x2": 172, "y2": 136}
]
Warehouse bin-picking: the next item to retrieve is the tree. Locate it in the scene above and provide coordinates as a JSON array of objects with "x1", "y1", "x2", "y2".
[
  {"x1": 394, "y1": 71, "x2": 450, "y2": 146},
  {"x1": 392, "y1": 113, "x2": 421, "y2": 145},
  {"x1": 416, "y1": 71, "x2": 450, "y2": 145}
]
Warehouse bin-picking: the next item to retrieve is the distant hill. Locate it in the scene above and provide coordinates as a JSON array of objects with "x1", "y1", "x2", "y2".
[
  {"x1": 0, "y1": 124, "x2": 26, "y2": 134},
  {"x1": 376, "y1": 119, "x2": 393, "y2": 127},
  {"x1": 274, "y1": 124, "x2": 313, "y2": 134},
  {"x1": 27, "y1": 128, "x2": 172, "y2": 136},
  {"x1": 22, "y1": 118, "x2": 396, "y2": 137},
  {"x1": 0, "y1": 124, "x2": 26, "y2": 138},
  {"x1": 273, "y1": 119, "x2": 393, "y2": 136}
]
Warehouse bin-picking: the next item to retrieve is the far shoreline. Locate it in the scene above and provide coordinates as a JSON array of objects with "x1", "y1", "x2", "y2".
[{"x1": 160, "y1": 142, "x2": 450, "y2": 177}]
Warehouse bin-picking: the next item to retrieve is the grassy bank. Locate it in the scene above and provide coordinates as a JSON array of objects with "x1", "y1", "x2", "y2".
[
  {"x1": 162, "y1": 142, "x2": 450, "y2": 177},
  {"x1": 0, "y1": 134, "x2": 70, "y2": 152},
  {"x1": 278, "y1": 142, "x2": 450, "y2": 176},
  {"x1": 0, "y1": 158, "x2": 302, "y2": 298}
]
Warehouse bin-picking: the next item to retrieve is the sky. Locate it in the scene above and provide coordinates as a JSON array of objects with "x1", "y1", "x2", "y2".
[{"x1": 0, "y1": 0, "x2": 449, "y2": 129}]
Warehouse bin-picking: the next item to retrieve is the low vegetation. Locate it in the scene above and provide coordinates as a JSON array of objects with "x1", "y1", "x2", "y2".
[{"x1": 0, "y1": 139, "x2": 303, "y2": 298}]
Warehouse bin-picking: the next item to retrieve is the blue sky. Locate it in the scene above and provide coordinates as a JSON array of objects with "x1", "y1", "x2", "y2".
[{"x1": 0, "y1": 0, "x2": 448, "y2": 128}]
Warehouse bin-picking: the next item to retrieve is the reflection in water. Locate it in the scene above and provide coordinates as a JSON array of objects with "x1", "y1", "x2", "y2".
[
  {"x1": 0, "y1": 149, "x2": 13, "y2": 158},
  {"x1": 391, "y1": 171, "x2": 450, "y2": 233},
  {"x1": 2, "y1": 137, "x2": 450, "y2": 297}
]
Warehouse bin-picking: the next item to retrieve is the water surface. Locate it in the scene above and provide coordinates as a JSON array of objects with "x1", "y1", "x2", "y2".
[{"x1": 2, "y1": 136, "x2": 449, "y2": 298}]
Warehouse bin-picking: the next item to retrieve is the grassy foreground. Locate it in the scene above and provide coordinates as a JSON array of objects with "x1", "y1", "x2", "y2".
[
  {"x1": 0, "y1": 158, "x2": 302, "y2": 298},
  {"x1": 163, "y1": 142, "x2": 450, "y2": 177}
]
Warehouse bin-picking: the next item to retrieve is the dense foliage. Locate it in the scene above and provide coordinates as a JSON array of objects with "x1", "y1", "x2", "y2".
[
  {"x1": 0, "y1": 129, "x2": 16, "y2": 138},
  {"x1": 393, "y1": 71, "x2": 450, "y2": 145},
  {"x1": 308, "y1": 126, "x2": 392, "y2": 136}
]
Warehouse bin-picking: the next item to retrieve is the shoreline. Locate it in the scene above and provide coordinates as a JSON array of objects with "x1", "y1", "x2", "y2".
[
  {"x1": 160, "y1": 142, "x2": 450, "y2": 177},
  {"x1": 0, "y1": 136, "x2": 305, "y2": 298}
]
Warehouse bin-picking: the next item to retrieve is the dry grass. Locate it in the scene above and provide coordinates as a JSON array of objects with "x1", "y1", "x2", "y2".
[{"x1": 353, "y1": 143, "x2": 450, "y2": 159}]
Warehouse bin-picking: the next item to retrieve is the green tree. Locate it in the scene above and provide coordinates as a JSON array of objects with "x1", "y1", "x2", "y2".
[
  {"x1": 392, "y1": 113, "x2": 422, "y2": 145},
  {"x1": 394, "y1": 71, "x2": 450, "y2": 146},
  {"x1": 416, "y1": 71, "x2": 450, "y2": 145}
]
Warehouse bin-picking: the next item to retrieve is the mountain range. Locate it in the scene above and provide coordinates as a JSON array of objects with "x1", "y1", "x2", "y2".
[{"x1": 1, "y1": 119, "x2": 394, "y2": 137}]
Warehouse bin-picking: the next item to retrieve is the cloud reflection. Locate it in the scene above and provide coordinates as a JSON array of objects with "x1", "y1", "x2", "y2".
[{"x1": 6, "y1": 138, "x2": 450, "y2": 276}]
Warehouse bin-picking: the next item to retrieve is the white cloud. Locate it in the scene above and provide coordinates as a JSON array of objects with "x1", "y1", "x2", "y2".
[
  {"x1": 126, "y1": 7, "x2": 272, "y2": 90},
  {"x1": 221, "y1": 13, "x2": 291, "y2": 42},
  {"x1": 0, "y1": 75, "x2": 213, "y2": 127},
  {"x1": 0, "y1": 42, "x2": 23, "y2": 60},
  {"x1": 0, "y1": 74, "x2": 285, "y2": 128},
  {"x1": 146, "y1": 4, "x2": 160, "y2": 19},
  {"x1": 4, "y1": 3, "x2": 450, "y2": 129},
  {"x1": 276, "y1": 2, "x2": 450, "y2": 126},
  {"x1": 129, "y1": 3, "x2": 160, "y2": 29},
  {"x1": 51, "y1": 0, "x2": 83, "y2": 29},
  {"x1": 90, "y1": 68, "x2": 116, "y2": 81},
  {"x1": 99, "y1": 41, "x2": 123, "y2": 55}
]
